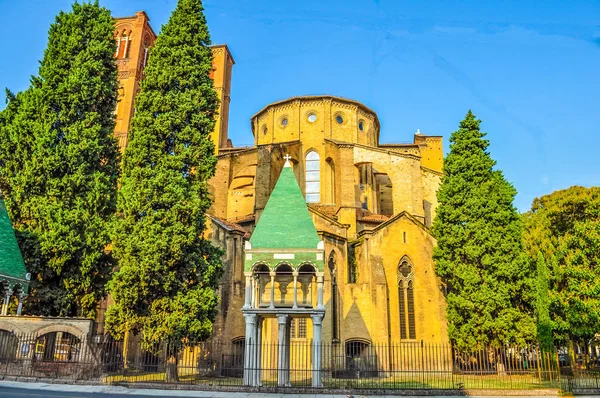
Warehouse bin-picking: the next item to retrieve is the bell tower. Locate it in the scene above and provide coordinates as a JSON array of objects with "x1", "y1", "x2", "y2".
[{"x1": 210, "y1": 44, "x2": 235, "y2": 153}]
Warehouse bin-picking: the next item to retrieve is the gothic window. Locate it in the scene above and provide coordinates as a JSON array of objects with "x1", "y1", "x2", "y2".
[
  {"x1": 305, "y1": 151, "x2": 320, "y2": 203},
  {"x1": 397, "y1": 257, "x2": 416, "y2": 340},
  {"x1": 143, "y1": 36, "x2": 150, "y2": 67},
  {"x1": 115, "y1": 30, "x2": 132, "y2": 59}
]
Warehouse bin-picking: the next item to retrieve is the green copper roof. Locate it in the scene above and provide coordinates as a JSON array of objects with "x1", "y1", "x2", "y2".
[
  {"x1": 0, "y1": 199, "x2": 29, "y2": 290},
  {"x1": 250, "y1": 163, "x2": 321, "y2": 249}
]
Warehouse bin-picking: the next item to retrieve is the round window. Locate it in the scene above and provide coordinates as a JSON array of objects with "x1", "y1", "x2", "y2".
[
  {"x1": 263, "y1": 125, "x2": 268, "y2": 135},
  {"x1": 358, "y1": 121, "x2": 364, "y2": 131},
  {"x1": 281, "y1": 118, "x2": 288, "y2": 127},
  {"x1": 336, "y1": 115, "x2": 344, "y2": 124},
  {"x1": 307, "y1": 113, "x2": 317, "y2": 123}
]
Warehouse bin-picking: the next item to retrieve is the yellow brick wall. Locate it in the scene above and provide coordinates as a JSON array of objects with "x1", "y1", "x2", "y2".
[{"x1": 207, "y1": 95, "x2": 448, "y2": 346}]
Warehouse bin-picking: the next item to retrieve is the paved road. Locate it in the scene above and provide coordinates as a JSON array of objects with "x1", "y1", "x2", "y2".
[{"x1": 0, "y1": 381, "x2": 581, "y2": 398}]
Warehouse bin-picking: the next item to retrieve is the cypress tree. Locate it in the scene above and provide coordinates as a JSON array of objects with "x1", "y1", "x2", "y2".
[
  {"x1": 0, "y1": 2, "x2": 119, "y2": 317},
  {"x1": 432, "y1": 110, "x2": 536, "y2": 349},
  {"x1": 105, "y1": 0, "x2": 223, "y2": 355}
]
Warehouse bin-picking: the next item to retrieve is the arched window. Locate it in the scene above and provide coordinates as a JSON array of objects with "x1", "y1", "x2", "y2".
[
  {"x1": 115, "y1": 30, "x2": 131, "y2": 59},
  {"x1": 305, "y1": 151, "x2": 320, "y2": 203},
  {"x1": 398, "y1": 257, "x2": 416, "y2": 340}
]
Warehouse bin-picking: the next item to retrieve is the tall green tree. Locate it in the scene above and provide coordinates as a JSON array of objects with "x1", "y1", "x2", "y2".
[
  {"x1": 523, "y1": 186, "x2": 600, "y2": 343},
  {"x1": 105, "y1": 0, "x2": 222, "y2": 354},
  {"x1": 0, "y1": 1, "x2": 119, "y2": 318},
  {"x1": 432, "y1": 110, "x2": 536, "y2": 349},
  {"x1": 535, "y1": 252, "x2": 553, "y2": 351}
]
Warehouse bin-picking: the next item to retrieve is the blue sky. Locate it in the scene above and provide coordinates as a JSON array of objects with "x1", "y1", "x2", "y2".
[{"x1": 0, "y1": 0, "x2": 598, "y2": 211}]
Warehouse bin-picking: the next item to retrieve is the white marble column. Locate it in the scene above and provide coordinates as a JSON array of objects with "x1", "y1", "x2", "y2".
[
  {"x1": 2, "y1": 290, "x2": 12, "y2": 316},
  {"x1": 316, "y1": 273, "x2": 325, "y2": 310},
  {"x1": 277, "y1": 314, "x2": 290, "y2": 386},
  {"x1": 292, "y1": 271, "x2": 298, "y2": 309},
  {"x1": 311, "y1": 314, "x2": 324, "y2": 387},
  {"x1": 254, "y1": 316, "x2": 263, "y2": 386},
  {"x1": 243, "y1": 313, "x2": 257, "y2": 386},
  {"x1": 16, "y1": 294, "x2": 25, "y2": 316},
  {"x1": 243, "y1": 272, "x2": 252, "y2": 309}
]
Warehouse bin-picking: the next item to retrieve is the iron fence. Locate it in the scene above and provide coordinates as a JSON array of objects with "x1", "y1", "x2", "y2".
[{"x1": 0, "y1": 330, "x2": 597, "y2": 393}]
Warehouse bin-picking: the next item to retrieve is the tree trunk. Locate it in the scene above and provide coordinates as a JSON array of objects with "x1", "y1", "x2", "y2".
[{"x1": 166, "y1": 354, "x2": 178, "y2": 383}]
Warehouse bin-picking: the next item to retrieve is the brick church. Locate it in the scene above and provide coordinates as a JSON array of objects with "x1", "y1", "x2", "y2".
[{"x1": 109, "y1": 11, "x2": 449, "y2": 352}]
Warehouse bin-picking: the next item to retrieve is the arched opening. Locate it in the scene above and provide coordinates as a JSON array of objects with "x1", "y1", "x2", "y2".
[
  {"x1": 305, "y1": 151, "x2": 320, "y2": 203},
  {"x1": 34, "y1": 332, "x2": 81, "y2": 363},
  {"x1": 253, "y1": 264, "x2": 271, "y2": 308},
  {"x1": 398, "y1": 257, "x2": 416, "y2": 340},
  {"x1": 274, "y1": 264, "x2": 294, "y2": 307},
  {"x1": 116, "y1": 30, "x2": 131, "y2": 59},
  {"x1": 297, "y1": 264, "x2": 316, "y2": 307},
  {"x1": 0, "y1": 330, "x2": 18, "y2": 362},
  {"x1": 341, "y1": 339, "x2": 378, "y2": 378}
]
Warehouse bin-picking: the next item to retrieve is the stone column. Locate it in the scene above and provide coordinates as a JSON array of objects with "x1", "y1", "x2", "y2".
[
  {"x1": 292, "y1": 271, "x2": 298, "y2": 309},
  {"x1": 243, "y1": 313, "x2": 258, "y2": 386},
  {"x1": 255, "y1": 316, "x2": 263, "y2": 386},
  {"x1": 2, "y1": 290, "x2": 12, "y2": 316},
  {"x1": 316, "y1": 273, "x2": 325, "y2": 310},
  {"x1": 269, "y1": 271, "x2": 276, "y2": 309},
  {"x1": 243, "y1": 272, "x2": 252, "y2": 309},
  {"x1": 311, "y1": 314, "x2": 324, "y2": 387},
  {"x1": 277, "y1": 314, "x2": 290, "y2": 387},
  {"x1": 16, "y1": 294, "x2": 26, "y2": 316}
]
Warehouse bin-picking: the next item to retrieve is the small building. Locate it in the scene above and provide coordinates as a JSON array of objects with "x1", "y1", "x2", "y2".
[{"x1": 242, "y1": 156, "x2": 325, "y2": 387}]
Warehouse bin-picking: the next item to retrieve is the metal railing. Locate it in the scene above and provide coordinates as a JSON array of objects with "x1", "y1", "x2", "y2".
[{"x1": 0, "y1": 330, "x2": 596, "y2": 393}]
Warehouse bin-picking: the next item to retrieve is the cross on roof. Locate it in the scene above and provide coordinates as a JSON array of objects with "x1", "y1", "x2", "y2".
[{"x1": 283, "y1": 154, "x2": 292, "y2": 167}]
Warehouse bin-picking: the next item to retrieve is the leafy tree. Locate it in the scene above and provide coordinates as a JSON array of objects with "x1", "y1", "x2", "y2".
[
  {"x1": 535, "y1": 252, "x2": 553, "y2": 351},
  {"x1": 0, "y1": 1, "x2": 119, "y2": 317},
  {"x1": 523, "y1": 186, "x2": 600, "y2": 343},
  {"x1": 432, "y1": 110, "x2": 536, "y2": 349},
  {"x1": 105, "y1": 0, "x2": 223, "y2": 371}
]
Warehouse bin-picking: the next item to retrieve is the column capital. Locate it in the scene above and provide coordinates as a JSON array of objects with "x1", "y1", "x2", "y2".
[
  {"x1": 4, "y1": 289, "x2": 13, "y2": 297},
  {"x1": 269, "y1": 271, "x2": 276, "y2": 277},
  {"x1": 311, "y1": 314, "x2": 324, "y2": 326},
  {"x1": 277, "y1": 314, "x2": 289, "y2": 325},
  {"x1": 243, "y1": 313, "x2": 257, "y2": 324},
  {"x1": 244, "y1": 272, "x2": 253, "y2": 277}
]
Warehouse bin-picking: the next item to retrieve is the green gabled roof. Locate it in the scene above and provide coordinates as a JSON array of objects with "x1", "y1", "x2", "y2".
[
  {"x1": 0, "y1": 199, "x2": 29, "y2": 289},
  {"x1": 250, "y1": 162, "x2": 321, "y2": 249}
]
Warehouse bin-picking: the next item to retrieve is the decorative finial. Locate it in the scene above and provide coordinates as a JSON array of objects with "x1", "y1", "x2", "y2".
[
  {"x1": 416, "y1": 128, "x2": 421, "y2": 135},
  {"x1": 284, "y1": 154, "x2": 292, "y2": 168}
]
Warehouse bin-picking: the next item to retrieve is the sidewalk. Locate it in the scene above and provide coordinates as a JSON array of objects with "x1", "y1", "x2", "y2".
[{"x1": 0, "y1": 380, "x2": 570, "y2": 398}]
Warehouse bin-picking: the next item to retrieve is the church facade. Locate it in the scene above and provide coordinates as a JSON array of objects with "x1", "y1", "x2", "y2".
[{"x1": 112, "y1": 12, "x2": 448, "y2": 350}]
